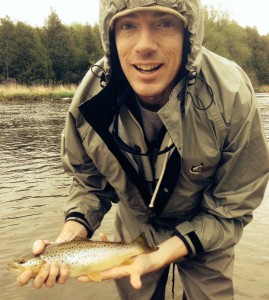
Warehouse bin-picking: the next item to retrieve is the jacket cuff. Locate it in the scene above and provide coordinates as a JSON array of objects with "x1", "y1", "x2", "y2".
[
  {"x1": 174, "y1": 222, "x2": 204, "y2": 257},
  {"x1": 65, "y1": 212, "x2": 93, "y2": 238}
]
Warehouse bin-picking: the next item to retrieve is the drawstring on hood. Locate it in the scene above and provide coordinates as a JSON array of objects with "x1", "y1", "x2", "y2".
[
  {"x1": 90, "y1": 64, "x2": 107, "y2": 87},
  {"x1": 177, "y1": 71, "x2": 215, "y2": 118},
  {"x1": 189, "y1": 75, "x2": 215, "y2": 111}
]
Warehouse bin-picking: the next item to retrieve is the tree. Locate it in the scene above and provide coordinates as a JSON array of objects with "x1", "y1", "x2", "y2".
[
  {"x1": 42, "y1": 9, "x2": 76, "y2": 82},
  {"x1": 204, "y1": 6, "x2": 253, "y2": 84},
  {"x1": 86, "y1": 23, "x2": 103, "y2": 65},
  {"x1": 203, "y1": 6, "x2": 230, "y2": 58},
  {"x1": 245, "y1": 27, "x2": 269, "y2": 85},
  {"x1": 12, "y1": 22, "x2": 53, "y2": 84},
  {"x1": 68, "y1": 23, "x2": 93, "y2": 82},
  {"x1": 0, "y1": 17, "x2": 16, "y2": 81}
]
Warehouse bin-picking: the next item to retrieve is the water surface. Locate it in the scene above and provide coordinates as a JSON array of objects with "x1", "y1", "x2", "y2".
[{"x1": 1, "y1": 95, "x2": 268, "y2": 299}]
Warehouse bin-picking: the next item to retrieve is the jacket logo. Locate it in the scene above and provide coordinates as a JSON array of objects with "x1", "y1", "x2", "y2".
[{"x1": 189, "y1": 162, "x2": 217, "y2": 175}]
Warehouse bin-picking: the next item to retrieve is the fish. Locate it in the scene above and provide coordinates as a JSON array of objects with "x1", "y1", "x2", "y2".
[{"x1": 7, "y1": 233, "x2": 158, "y2": 281}]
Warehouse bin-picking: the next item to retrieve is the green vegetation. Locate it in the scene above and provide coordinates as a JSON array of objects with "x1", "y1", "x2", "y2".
[
  {"x1": 0, "y1": 83, "x2": 77, "y2": 100},
  {"x1": 203, "y1": 6, "x2": 269, "y2": 89},
  {"x1": 0, "y1": 6, "x2": 268, "y2": 99},
  {"x1": 0, "y1": 9, "x2": 103, "y2": 86}
]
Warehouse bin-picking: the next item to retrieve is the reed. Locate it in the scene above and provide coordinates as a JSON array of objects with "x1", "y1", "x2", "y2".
[
  {"x1": 1, "y1": 83, "x2": 268, "y2": 101},
  {"x1": 256, "y1": 85, "x2": 269, "y2": 93},
  {"x1": 0, "y1": 83, "x2": 77, "y2": 101}
]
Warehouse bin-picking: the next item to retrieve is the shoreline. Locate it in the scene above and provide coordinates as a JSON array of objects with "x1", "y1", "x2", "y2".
[{"x1": 0, "y1": 84, "x2": 268, "y2": 101}]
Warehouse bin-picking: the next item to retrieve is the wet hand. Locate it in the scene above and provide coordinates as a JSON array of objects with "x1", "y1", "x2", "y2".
[
  {"x1": 32, "y1": 261, "x2": 69, "y2": 288},
  {"x1": 16, "y1": 240, "x2": 69, "y2": 288},
  {"x1": 76, "y1": 235, "x2": 188, "y2": 289}
]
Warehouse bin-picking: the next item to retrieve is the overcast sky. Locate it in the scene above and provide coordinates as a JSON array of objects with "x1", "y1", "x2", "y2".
[{"x1": 0, "y1": 0, "x2": 268, "y2": 35}]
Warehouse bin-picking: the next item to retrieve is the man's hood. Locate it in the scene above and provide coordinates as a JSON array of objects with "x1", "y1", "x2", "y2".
[{"x1": 99, "y1": 0, "x2": 204, "y2": 77}]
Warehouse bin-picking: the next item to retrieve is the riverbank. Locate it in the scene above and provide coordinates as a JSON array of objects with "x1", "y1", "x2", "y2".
[
  {"x1": 0, "y1": 84, "x2": 77, "y2": 101},
  {"x1": 0, "y1": 83, "x2": 268, "y2": 101},
  {"x1": 255, "y1": 85, "x2": 269, "y2": 93}
]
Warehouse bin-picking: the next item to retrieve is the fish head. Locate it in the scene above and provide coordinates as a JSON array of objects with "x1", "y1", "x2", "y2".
[{"x1": 7, "y1": 253, "x2": 45, "y2": 276}]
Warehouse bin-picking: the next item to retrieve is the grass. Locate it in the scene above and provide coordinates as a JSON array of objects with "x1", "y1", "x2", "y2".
[
  {"x1": 0, "y1": 83, "x2": 268, "y2": 101},
  {"x1": 0, "y1": 83, "x2": 77, "y2": 101},
  {"x1": 255, "y1": 85, "x2": 269, "y2": 93}
]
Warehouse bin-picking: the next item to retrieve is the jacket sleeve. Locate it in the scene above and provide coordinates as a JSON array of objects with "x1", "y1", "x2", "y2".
[
  {"x1": 61, "y1": 107, "x2": 117, "y2": 238},
  {"x1": 175, "y1": 73, "x2": 269, "y2": 256},
  {"x1": 58, "y1": 58, "x2": 117, "y2": 237}
]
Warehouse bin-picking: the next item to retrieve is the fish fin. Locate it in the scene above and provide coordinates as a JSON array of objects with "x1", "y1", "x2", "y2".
[
  {"x1": 87, "y1": 272, "x2": 102, "y2": 282},
  {"x1": 122, "y1": 258, "x2": 134, "y2": 265},
  {"x1": 133, "y1": 233, "x2": 159, "y2": 253},
  {"x1": 71, "y1": 236, "x2": 90, "y2": 241}
]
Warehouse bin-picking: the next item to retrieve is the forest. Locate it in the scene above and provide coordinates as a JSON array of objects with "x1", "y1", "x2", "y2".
[{"x1": 0, "y1": 7, "x2": 268, "y2": 88}]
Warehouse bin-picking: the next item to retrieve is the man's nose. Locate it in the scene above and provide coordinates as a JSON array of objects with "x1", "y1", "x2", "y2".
[{"x1": 134, "y1": 28, "x2": 158, "y2": 55}]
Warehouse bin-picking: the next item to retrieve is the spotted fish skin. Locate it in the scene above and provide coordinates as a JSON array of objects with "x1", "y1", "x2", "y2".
[{"x1": 8, "y1": 234, "x2": 157, "y2": 280}]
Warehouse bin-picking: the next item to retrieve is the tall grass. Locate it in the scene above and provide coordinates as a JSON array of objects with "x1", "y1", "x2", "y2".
[
  {"x1": 0, "y1": 84, "x2": 77, "y2": 101},
  {"x1": 256, "y1": 85, "x2": 269, "y2": 93},
  {"x1": 0, "y1": 83, "x2": 268, "y2": 101}
]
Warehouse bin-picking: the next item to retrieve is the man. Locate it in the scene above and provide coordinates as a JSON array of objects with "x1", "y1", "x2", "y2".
[{"x1": 17, "y1": 0, "x2": 269, "y2": 299}]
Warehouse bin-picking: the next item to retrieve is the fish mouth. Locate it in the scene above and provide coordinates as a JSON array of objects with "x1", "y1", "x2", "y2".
[
  {"x1": 134, "y1": 64, "x2": 162, "y2": 73},
  {"x1": 7, "y1": 262, "x2": 24, "y2": 276}
]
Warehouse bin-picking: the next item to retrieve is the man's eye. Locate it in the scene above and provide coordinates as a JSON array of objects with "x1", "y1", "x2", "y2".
[
  {"x1": 157, "y1": 21, "x2": 174, "y2": 28},
  {"x1": 122, "y1": 23, "x2": 135, "y2": 30}
]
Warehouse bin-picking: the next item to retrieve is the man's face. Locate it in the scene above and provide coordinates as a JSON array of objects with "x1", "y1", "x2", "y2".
[{"x1": 114, "y1": 10, "x2": 185, "y2": 109}]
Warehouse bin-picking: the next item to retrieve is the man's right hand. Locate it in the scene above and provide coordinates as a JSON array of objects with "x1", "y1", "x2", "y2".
[
  {"x1": 17, "y1": 239, "x2": 69, "y2": 288},
  {"x1": 16, "y1": 221, "x2": 87, "y2": 288}
]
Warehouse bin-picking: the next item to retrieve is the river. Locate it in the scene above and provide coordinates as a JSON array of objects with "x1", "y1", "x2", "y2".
[{"x1": 1, "y1": 94, "x2": 268, "y2": 300}]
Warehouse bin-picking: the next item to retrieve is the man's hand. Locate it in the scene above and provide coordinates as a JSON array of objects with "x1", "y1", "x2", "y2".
[
  {"x1": 16, "y1": 221, "x2": 87, "y2": 288},
  {"x1": 16, "y1": 239, "x2": 69, "y2": 288},
  {"x1": 77, "y1": 235, "x2": 188, "y2": 289}
]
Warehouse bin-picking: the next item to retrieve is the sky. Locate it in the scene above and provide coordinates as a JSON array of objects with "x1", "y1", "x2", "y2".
[{"x1": 0, "y1": 0, "x2": 268, "y2": 35}]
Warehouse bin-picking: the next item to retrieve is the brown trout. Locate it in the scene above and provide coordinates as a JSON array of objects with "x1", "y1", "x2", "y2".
[{"x1": 8, "y1": 234, "x2": 157, "y2": 281}]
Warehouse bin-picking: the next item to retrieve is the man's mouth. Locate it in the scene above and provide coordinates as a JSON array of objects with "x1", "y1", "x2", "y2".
[{"x1": 134, "y1": 64, "x2": 162, "y2": 73}]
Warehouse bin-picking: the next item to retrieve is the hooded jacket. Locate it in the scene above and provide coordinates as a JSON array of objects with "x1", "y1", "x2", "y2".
[{"x1": 61, "y1": 0, "x2": 269, "y2": 256}]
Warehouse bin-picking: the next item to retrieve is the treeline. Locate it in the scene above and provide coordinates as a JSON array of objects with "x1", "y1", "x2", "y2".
[
  {"x1": 0, "y1": 10, "x2": 103, "y2": 85},
  {"x1": 0, "y1": 7, "x2": 268, "y2": 87},
  {"x1": 203, "y1": 6, "x2": 269, "y2": 87}
]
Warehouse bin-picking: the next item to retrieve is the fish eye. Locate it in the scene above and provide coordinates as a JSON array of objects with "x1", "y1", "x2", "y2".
[{"x1": 18, "y1": 258, "x2": 25, "y2": 264}]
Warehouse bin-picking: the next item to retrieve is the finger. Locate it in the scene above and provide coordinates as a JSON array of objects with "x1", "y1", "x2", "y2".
[
  {"x1": 57, "y1": 263, "x2": 69, "y2": 284},
  {"x1": 17, "y1": 269, "x2": 34, "y2": 286},
  {"x1": 45, "y1": 261, "x2": 60, "y2": 288},
  {"x1": 77, "y1": 266, "x2": 129, "y2": 283},
  {"x1": 76, "y1": 275, "x2": 91, "y2": 283},
  {"x1": 33, "y1": 240, "x2": 51, "y2": 255},
  {"x1": 130, "y1": 272, "x2": 142, "y2": 289},
  {"x1": 32, "y1": 263, "x2": 51, "y2": 289},
  {"x1": 99, "y1": 232, "x2": 108, "y2": 242},
  {"x1": 99, "y1": 266, "x2": 130, "y2": 281}
]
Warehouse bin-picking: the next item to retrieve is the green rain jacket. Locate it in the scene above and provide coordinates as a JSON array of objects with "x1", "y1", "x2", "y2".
[{"x1": 61, "y1": 0, "x2": 269, "y2": 256}]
